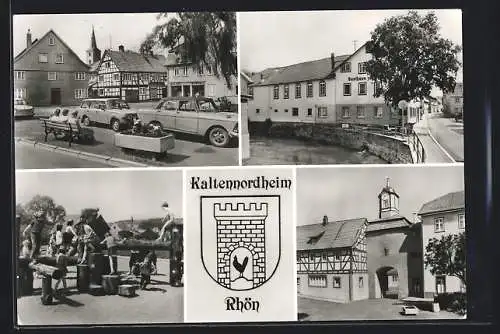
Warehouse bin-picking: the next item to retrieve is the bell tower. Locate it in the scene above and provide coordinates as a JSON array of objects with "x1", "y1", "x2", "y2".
[
  {"x1": 378, "y1": 177, "x2": 400, "y2": 219},
  {"x1": 86, "y1": 26, "x2": 101, "y2": 65}
]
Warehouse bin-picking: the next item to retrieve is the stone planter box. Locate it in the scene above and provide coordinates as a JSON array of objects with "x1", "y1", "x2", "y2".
[{"x1": 114, "y1": 133, "x2": 175, "y2": 153}]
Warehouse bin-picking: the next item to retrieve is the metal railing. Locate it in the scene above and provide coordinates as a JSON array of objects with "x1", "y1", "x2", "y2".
[{"x1": 408, "y1": 130, "x2": 426, "y2": 163}]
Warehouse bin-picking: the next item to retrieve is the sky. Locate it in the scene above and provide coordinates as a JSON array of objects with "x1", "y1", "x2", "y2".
[
  {"x1": 12, "y1": 13, "x2": 171, "y2": 62},
  {"x1": 296, "y1": 165, "x2": 464, "y2": 226},
  {"x1": 239, "y1": 9, "x2": 463, "y2": 91},
  {"x1": 15, "y1": 169, "x2": 183, "y2": 222}
]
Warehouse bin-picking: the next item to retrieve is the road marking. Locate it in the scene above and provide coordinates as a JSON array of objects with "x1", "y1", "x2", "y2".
[{"x1": 426, "y1": 124, "x2": 457, "y2": 163}]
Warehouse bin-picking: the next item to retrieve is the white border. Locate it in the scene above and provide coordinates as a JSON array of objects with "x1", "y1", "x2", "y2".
[{"x1": 236, "y1": 12, "x2": 243, "y2": 166}]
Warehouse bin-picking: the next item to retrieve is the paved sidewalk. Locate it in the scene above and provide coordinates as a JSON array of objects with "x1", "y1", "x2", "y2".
[{"x1": 413, "y1": 114, "x2": 456, "y2": 163}]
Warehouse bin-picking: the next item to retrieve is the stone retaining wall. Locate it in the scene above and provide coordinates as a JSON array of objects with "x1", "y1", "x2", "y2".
[{"x1": 250, "y1": 121, "x2": 413, "y2": 164}]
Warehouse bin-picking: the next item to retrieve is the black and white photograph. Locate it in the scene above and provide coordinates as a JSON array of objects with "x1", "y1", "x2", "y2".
[
  {"x1": 15, "y1": 169, "x2": 184, "y2": 325},
  {"x1": 240, "y1": 10, "x2": 463, "y2": 165},
  {"x1": 295, "y1": 166, "x2": 465, "y2": 321},
  {"x1": 13, "y1": 12, "x2": 238, "y2": 169}
]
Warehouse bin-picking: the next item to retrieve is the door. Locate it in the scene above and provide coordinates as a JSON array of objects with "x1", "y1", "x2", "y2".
[
  {"x1": 50, "y1": 88, "x2": 61, "y2": 105},
  {"x1": 154, "y1": 100, "x2": 177, "y2": 130},
  {"x1": 175, "y1": 100, "x2": 199, "y2": 133},
  {"x1": 125, "y1": 90, "x2": 139, "y2": 103}
]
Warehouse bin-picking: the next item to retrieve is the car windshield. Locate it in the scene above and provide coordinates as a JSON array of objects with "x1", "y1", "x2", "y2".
[
  {"x1": 14, "y1": 99, "x2": 26, "y2": 105},
  {"x1": 197, "y1": 100, "x2": 218, "y2": 112},
  {"x1": 109, "y1": 100, "x2": 130, "y2": 109}
]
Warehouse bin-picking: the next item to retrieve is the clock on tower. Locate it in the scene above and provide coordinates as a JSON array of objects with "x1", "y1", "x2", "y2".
[{"x1": 378, "y1": 177, "x2": 400, "y2": 219}]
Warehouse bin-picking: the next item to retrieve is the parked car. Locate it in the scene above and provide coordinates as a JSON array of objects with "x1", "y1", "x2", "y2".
[
  {"x1": 135, "y1": 96, "x2": 238, "y2": 147},
  {"x1": 14, "y1": 99, "x2": 34, "y2": 118},
  {"x1": 76, "y1": 98, "x2": 138, "y2": 132},
  {"x1": 401, "y1": 305, "x2": 419, "y2": 316}
]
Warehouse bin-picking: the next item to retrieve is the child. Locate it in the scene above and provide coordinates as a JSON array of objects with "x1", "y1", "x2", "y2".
[
  {"x1": 100, "y1": 232, "x2": 118, "y2": 274},
  {"x1": 55, "y1": 224, "x2": 63, "y2": 248},
  {"x1": 54, "y1": 247, "x2": 68, "y2": 294},
  {"x1": 20, "y1": 239, "x2": 32, "y2": 259},
  {"x1": 139, "y1": 253, "x2": 156, "y2": 290}
]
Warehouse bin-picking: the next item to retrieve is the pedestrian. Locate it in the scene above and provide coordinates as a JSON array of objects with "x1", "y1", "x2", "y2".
[
  {"x1": 54, "y1": 247, "x2": 68, "y2": 294},
  {"x1": 59, "y1": 109, "x2": 70, "y2": 123},
  {"x1": 74, "y1": 217, "x2": 99, "y2": 264},
  {"x1": 22, "y1": 210, "x2": 49, "y2": 262},
  {"x1": 100, "y1": 232, "x2": 118, "y2": 274},
  {"x1": 156, "y1": 202, "x2": 174, "y2": 242},
  {"x1": 55, "y1": 224, "x2": 63, "y2": 248},
  {"x1": 139, "y1": 254, "x2": 155, "y2": 290},
  {"x1": 49, "y1": 109, "x2": 61, "y2": 122}
]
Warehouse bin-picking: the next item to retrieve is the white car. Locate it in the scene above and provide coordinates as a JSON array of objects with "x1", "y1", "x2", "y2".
[
  {"x1": 401, "y1": 305, "x2": 419, "y2": 315},
  {"x1": 14, "y1": 99, "x2": 34, "y2": 118}
]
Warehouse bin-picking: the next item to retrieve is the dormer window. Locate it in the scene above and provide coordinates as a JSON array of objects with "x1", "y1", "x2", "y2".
[
  {"x1": 49, "y1": 36, "x2": 55, "y2": 46},
  {"x1": 341, "y1": 62, "x2": 351, "y2": 73}
]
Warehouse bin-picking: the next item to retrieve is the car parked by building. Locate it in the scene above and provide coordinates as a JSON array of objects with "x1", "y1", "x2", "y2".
[
  {"x1": 76, "y1": 98, "x2": 138, "y2": 132},
  {"x1": 401, "y1": 305, "x2": 419, "y2": 316},
  {"x1": 135, "y1": 96, "x2": 238, "y2": 147},
  {"x1": 14, "y1": 99, "x2": 35, "y2": 118}
]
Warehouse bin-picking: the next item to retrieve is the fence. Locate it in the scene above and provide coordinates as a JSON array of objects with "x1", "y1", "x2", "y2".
[{"x1": 408, "y1": 130, "x2": 426, "y2": 163}]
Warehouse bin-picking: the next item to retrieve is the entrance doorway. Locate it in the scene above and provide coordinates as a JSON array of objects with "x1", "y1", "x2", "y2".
[
  {"x1": 375, "y1": 266, "x2": 399, "y2": 299},
  {"x1": 50, "y1": 88, "x2": 61, "y2": 105}
]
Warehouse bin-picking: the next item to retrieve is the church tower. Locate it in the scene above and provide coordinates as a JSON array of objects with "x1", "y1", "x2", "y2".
[
  {"x1": 86, "y1": 26, "x2": 101, "y2": 65},
  {"x1": 378, "y1": 177, "x2": 400, "y2": 219}
]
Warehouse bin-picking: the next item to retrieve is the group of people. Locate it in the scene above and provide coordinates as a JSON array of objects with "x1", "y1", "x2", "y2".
[{"x1": 49, "y1": 108, "x2": 79, "y2": 124}]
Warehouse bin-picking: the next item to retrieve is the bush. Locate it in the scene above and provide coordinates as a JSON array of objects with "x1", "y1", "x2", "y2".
[{"x1": 436, "y1": 292, "x2": 467, "y2": 314}]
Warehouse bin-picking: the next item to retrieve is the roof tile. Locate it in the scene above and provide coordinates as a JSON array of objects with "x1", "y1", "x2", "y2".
[{"x1": 418, "y1": 190, "x2": 465, "y2": 215}]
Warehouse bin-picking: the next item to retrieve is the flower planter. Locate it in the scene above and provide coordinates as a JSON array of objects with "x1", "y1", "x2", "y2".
[{"x1": 114, "y1": 133, "x2": 175, "y2": 153}]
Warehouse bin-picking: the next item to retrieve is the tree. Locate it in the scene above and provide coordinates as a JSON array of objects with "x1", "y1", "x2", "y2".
[
  {"x1": 24, "y1": 195, "x2": 66, "y2": 224},
  {"x1": 425, "y1": 232, "x2": 466, "y2": 285},
  {"x1": 365, "y1": 11, "x2": 462, "y2": 108},
  {"x1": 140, "y1": 12, "x2": 237, "y2": 88}
]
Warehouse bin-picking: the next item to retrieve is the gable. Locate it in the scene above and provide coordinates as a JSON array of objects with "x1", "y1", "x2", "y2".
[{"x1": 14, "y1": 30, "x2": 89, "y2": 72}]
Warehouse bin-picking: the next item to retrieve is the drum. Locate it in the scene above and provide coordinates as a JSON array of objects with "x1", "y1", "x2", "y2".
[
  {"x1": 89, "y1": 252, "x2": 105, "y2": 285},
  {"x1": 118, "y1": 284, "x2": 136, "y2": 297},
  {"x1": 77, "y1": 264, "x2": 90, "y2": 292}
]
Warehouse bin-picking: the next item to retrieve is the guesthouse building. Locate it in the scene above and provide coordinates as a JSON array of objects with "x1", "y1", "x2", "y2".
[
  {"x1": 442, "y1": 82, "x2": 463, "y2": 116},
  {"x1": 14, "y1": 29, "x2": 90, "y2": 106}
]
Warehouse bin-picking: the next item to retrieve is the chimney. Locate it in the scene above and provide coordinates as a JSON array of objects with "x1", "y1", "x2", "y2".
[
  {"x1": 27, "y1": 29, "x2": 32, "y2": 48},
  {"x1": 331, "y1": 52, "x2": 335, "y2": 70},
  {"x1": 260, "y1": 73, "x2": 264, "y2": 80},
  {"x1": 322, "y1": 215, "x2": 328, "y2": 226},
  {"x1": 118, "y1": 45, "x2": 124, "y2": 52}
]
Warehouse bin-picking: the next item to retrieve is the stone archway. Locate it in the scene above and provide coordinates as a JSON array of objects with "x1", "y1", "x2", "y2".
[{"x1": 375, "y1": 266, "x2": 399, "y2": 299}]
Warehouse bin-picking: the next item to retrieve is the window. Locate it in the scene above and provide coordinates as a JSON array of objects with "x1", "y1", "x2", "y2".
[
  {"x1": 48, "y1": 72, "x2": 57, "y2": 80},
  {"x1": 342, "y1": 106, "x2": 350, "y2": 118},
  {"x1": 455, "y1": 97, "x2": 460, "y2": 103},
  {"x1": 207, "y1": 84, "x2": 216, "y2": 97},
  {"x1": 248, "y1": 86, "x2": 253, "y2": 96},
  {"x1": 318, "y1": 107, "x2": 328, "y2": 118},
  {"x1": 273, "y1": 85, "x2": 279, "y2": 99},
  {"x1": 48, "y1": 36, "x2": 55, "y2": 45},
  {"x1": 182, "y1": 66, "x2": 188, "y2": 76},
  {"x1": 458, "y1": 214, "x2": 465, "y2": 229},
  {"x1": 98, "y1": 75, "x2": 104, "y2": 82},
  {"x1": 74, "y1": 89, "x2": 87, "y2": 99},
  {"x1": 307, "y1": 108, "x2": 312, "y2": 117},
  {"x1": 75, "y1": 72, "x2": 86, "y2": 80},
  {"x1": 255, "y1": 109, "x2": 260, "y2": 114},
  {"x1": 15, "y1": 71, "x2": 25, "y2": 80},
  {"x1": 375, "y1": 106, "x2": 383, "y2": 118},
  {"x1": 38, "y1": 53, "x2": 48, "y2": 63},
  {"x1": 358, "y1": 62, "x2": 367, "y2": 74},
  {"x1": 383, "y1": 247, "x2": 389, "y2": 256},
  {"x1": 319, "y1": 81, "x2": 326, "y2": 97},
  {"x1": 98, "y1": 89, "x2": 104, "y2": 96},
  {"x1": 435, "y1": 275, "x2": 446, "y2": 294},
  {"x1": 334, "y1": 254, "x2": 340, "y2": 261},
  {"x1": 374, "y1": 81, "x2": 382, "y2": 95},
  {"x1": 295, "y1": 83, "x2": 301, "y2": 98},
  {"x1": 322, "y1": 254, "x2": 327, "y2": 260},
  {"x1": 284, "y1": 109, "x2": 288, "y2": 113},
  {"x1": 333, "y1": 277, "x2": 341, "y2": 288},
  {"x1": 105, "y1": 62, "x2": 110, "y2": 68},
  {"x1": 341, "y1": 62, "x2": 351, "y2": 73},
  {"x1": 358, "y1": 82, "x2": 367, "y2": 95},
  {"x1": 284, "y1": 84, "x2": 289, "y2": 99},
  {"x1": 55, "y1": 53, "x2": 64, "y2": 64},
  {"x1": 358, "y1": 277, "x2": 364, "y2": 288},
  {"x1": 308, "y1": 275, "x2": 327, "y2": 288},
  {"x1": 179, "y1": 100, "x2": 197, "y2": 111},
  {"x1": 292, "y1": 108, "x2": 299, "y2": 116},
  {"x1": 274, "y1": 109, "x2": 278, "y2": 113},
  {"x1": 306, "y1": 82, "x2": 313, "y2": 98},
  {"x1": 343, "y1": 83, "x2": 351, "y2": 96},
  {"x1": 434, "y1": 217, "x2": 445, "y2": 232},
  {"x1": 198, "y1": 65, "x2": 204, "y2": 75},
  {"x1": 14, "y1": 88, "x2": 27, "y2": 99},
  {"x1": 357, "y1": 106, "x2": 365, "y2": 118},
  {"x1": 113, "y1": 73, "x2": 120, "y2": 81},
  {"x1": 174, "y1": 67, "x2": 180, "y2": 76}
]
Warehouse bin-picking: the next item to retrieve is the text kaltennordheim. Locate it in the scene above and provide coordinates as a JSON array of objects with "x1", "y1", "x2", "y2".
[{"x1": 190, "y1": 176, "x2": 292, "y2": 190}]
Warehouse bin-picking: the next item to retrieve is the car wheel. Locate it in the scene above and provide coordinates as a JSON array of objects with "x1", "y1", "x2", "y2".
[
  {"x1": 208, "y1": 126, "x2": 229, "y2": 147},
  {"x1": 111, "y1": 119, "x2": 121, "y2": 132},
  {"x1": 82, "y1": 116, "x2": 91, "y2": 126}
]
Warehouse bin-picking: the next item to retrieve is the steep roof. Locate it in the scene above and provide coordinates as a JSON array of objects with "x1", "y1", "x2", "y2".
[
  {"x1": 251, "y1": 55, "x2": 350, "y2": 86},
  {"x1": 14, "y1": 29, "x2": 89, "y2": 69},
  {"x1": 367, "y1": 215, "x2": 412, "y2": 232},
  {"x1": 418, "y1": 190, "x2": 465, "y2": 216},
  {"x1": 297, "y1": 217, "x2": 367, "y2": 251},
  {"x1": 102, "y1": 49, "x2": 168, "y2": 73}
]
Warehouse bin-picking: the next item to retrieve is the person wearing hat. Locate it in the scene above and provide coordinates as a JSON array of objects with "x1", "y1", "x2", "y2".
[
  {"x1": 156, "y1": 202, "x2": 175, "y2": 243},
  {"x1": 22, "y1": 209, "x2": 49, "y2": 261},
  {"x1": 75, "y1": 216, "x2": 99, "y2": 264}
]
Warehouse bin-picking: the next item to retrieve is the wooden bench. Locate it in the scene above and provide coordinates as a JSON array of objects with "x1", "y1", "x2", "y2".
[{"x1": 40, "y1": 119, "x2": 94, "y2": 147}]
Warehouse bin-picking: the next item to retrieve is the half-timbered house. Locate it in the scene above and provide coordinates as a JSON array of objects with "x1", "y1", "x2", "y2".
[
  {"x1": 297, "y1": 217, "x2": 369, "y2": 303},
  {"x1": 94, "y1": 46, "x2": 168, "y2": 102}
]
